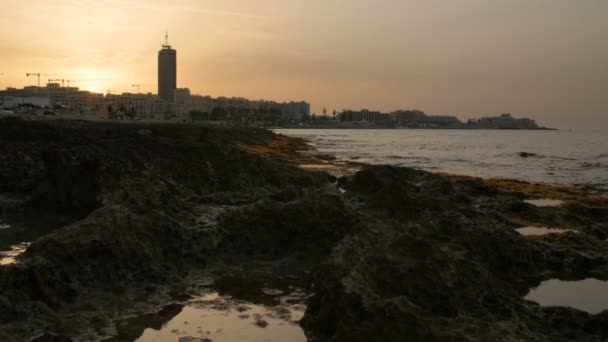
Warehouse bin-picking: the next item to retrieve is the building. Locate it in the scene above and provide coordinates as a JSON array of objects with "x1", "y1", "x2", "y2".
[
  {"x1": 174, "y1": 88, "x2": 190, "y2": 103},
  {"x1": 281, "y1": 101, "x2": 310, "y2": 122},
  {"x1": 158, "y1": 32, "x2": 177, "y2": 102},
  {"x1": 1, "y1": 86, "x2": 50, "y2": 108},
  {"x1": 0, "y1": 84, "x2": 105, "y2": 116},
  {"x1": 339, "y1": 109, "x2": 392, "y2": 125},
  {"x1": 392, "y1": 110, "x2": 427, "y2": 126},
  {"x1": 105, "y1": 92, "x2": 171, "y2": 120},
  {"x1": 470, "y1": 113, "x2": 540, "y2": 129},
  {"x1": 424, "y1": 115, "x2": 463, "y2": 128},
  {"x1": 188, "y1": 95, "x2": 215, "y2": 114}
]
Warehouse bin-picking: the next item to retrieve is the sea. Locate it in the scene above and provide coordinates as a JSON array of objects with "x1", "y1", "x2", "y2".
[{"x1": 274, "y1": 129, "x2": 608, "y2": 191}]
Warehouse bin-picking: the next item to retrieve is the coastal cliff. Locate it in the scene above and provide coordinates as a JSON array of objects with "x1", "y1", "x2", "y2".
[{"x1": 0, "y1": 117, "x2": 606, "y2": 341}]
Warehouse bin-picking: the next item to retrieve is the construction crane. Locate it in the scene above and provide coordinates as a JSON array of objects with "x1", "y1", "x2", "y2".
[
  {"x1": 66, "y1": 80, "x2": 76, "y2": 88},
  {"x1": 131, "y1": 84, "x2": 142, "y2": 94},
  {"x1": 28, "y1": 73, "x2": 74, "y2": 87},
  {"x1": 26, "y1": 73, "x2": 42, "y2": 87},
  {"x1": 48, "y1": 79, "x2": 65, "y2": 87}
]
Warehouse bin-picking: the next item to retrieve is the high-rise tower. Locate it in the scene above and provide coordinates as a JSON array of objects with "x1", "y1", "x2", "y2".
[{"x1": 158, "y1": 31, "x2": 176, "y2": 102}]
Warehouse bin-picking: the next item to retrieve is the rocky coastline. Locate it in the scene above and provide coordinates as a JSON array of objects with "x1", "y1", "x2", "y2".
[{"x1": 0, "y1": 117, "x2": 607, "y2": 341}]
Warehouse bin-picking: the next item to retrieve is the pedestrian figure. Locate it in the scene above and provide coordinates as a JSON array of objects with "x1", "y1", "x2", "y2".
[
  {"x1": 128, "y1": 104, "x2": 136, "y2": 120},
  {"x1": 119, "y1": 104, "x2": 126, "y2": 120},
  {"x1": 107, "y1": 104, "x2": 114, "y2": 119}
]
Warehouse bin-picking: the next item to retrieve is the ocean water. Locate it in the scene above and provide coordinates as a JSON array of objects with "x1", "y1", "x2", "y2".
[{"x1": 275, "y1": 129, "x2": 608, "y2": 190}]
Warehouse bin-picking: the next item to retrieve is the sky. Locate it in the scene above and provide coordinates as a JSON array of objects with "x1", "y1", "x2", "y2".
[{"x1": 1, "y1": 0, "x2": 607, "y2": 129}]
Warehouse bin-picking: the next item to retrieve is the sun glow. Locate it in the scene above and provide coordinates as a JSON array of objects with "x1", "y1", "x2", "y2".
[
  {"x1": 72, "y1": 70, "x2": 111, "y2": 94},
  {"x1": 80, "y1": 80, "x2": 104, "y2": 94}
]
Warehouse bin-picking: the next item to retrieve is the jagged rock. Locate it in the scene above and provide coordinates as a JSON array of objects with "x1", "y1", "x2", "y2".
[
  {"x1": 31, "y1": 334, "x2": 73, "y2": 342},
  {"x1": 1, "y1": 118, "x2": 607, "y2": 341},
  {"x1": 0, "y1": 117, "x2": 327, "y2": 340},
  {"x1": 302, "y1": 165, "x2": 608, "y2": 341}
]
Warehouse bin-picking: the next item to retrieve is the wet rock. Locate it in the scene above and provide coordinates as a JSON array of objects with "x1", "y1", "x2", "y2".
[
  {"x1": 451, "y1": 178, "x2": 498, "y2": 197},
  {"x1": 302, "y1": 166, "x2": 608, "y2": 341},
  {"x1": 0, "y1": 194, "x2": 27, "y2": 218},
  {"x1": 341, "y1": 166, "x2": 461, "y2": 217},
  {"x1": 104, "y1": 304, "x2": 183, "y2": 342},
  {"x1": 236, "y1": 305, "x2": 250, "y2": 312},
  {"x1": 31, "y1": 334, "x2": 73, "y2": 342},
  {"x1": 519, "y1": 152, "x2": 537, "y2": 158},
  {"x1": 137, "y1": 129, "x2": 153, "y2": 136},
  {"x1": 219, "y1": 190, "x2": 357, "y2": 265},
  {"x1": 254, "y1": 317, "x2": 269, "y2": 328},
  {"x1": 0, "y1": 118, "x2": 327, "y2": 340},
  {"x1": 211, "y1": 272, "x2": 308, "y2": 307},
  {"x1": 178, "y1": 337, "x2": 212, "y2": 342}
]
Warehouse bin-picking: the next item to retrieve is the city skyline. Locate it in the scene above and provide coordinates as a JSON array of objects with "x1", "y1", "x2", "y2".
[{"x1": 1, "y1": 0, "x2": 608, "y2": 129}]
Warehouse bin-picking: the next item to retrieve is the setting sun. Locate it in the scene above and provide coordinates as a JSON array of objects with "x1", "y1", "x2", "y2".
[
  {"x1": 78, "y1": 80, "x2": 102, "y2": 94},
  {"x1": 69, "y1": 69, "x2": 112, "y2": 94}
]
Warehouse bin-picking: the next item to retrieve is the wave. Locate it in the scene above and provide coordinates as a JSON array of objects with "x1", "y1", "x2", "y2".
[
  {"x1": 517, "y1": 152, "x2": 578, "y2": 161},
  {"x1": 446, "y1": 158, "x2": 471, "y2": 163},
  {"x1": 580, "y1": 162, "x2": 602, "y2": 169}
]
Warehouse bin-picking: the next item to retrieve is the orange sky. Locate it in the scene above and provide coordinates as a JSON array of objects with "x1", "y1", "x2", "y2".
[{"x1": 1, "y1": 0, "x2": 607, "y2": 128}]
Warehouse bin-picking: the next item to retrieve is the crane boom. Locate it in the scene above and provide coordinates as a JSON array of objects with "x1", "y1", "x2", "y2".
[
  {"x1": 26, "y1": 73, "x2": 41, "y2": 87},
  {"x1": 132, "y1": 84, "x2": 142, "y2": 93}
]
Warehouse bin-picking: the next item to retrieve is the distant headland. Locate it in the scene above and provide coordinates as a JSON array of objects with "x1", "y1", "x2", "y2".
[{"x1": 280, "y1": 110, "x2": 554, "y2": 130}]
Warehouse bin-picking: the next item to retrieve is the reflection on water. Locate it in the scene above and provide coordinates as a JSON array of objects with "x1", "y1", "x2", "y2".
[
  {"x1": 524, "y1": 199, "x2": 564, "y2": 207},
  {"x1": 526, "y1": 279, "x2": 608, "y2": 314},
  {"x1": 0, "y1": 242, "x2": 31, "y2": 266},
  {"x1": 134, "y1": 289, "x2": 307, "y2": 342},
  {"x1": 0, "y1": 219, "x2": 10, "y2": 229},
  {"x1": 516, "y1": 226, "x2": 576, "y2": 236}
]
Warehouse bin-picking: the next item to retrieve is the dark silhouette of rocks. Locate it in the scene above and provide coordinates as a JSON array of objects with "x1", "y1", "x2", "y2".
[{"x1": 0, "y1": 117, "x2": 606, "y2": 341}]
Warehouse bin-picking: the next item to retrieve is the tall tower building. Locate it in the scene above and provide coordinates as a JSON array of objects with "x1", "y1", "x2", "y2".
[{"x1": 158, "y1": 31, "x2": 176, "y2": 102}]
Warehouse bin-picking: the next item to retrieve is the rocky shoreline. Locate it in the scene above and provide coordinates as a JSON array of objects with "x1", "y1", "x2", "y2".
[{"x1": 0, "y1": 117, "x2": 607, "y2": 341}]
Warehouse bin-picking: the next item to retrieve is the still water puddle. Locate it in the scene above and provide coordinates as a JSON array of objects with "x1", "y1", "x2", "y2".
[
  {"x1": 0, "y1": 219, "x2": 10, "y2": 229},
  {"x1": 524, "y1": 198, "x2": 564, "y2": 207},
  {"x1": 0, "y1": 242, "x2": 31, "y2": 266},
  {"x1": 526, "y1": 279, "x2": 608, "y2": 314},
  {"x1": 516, "y1": 226, "x2": 576, "y2": 236},
  {"x1": 134, "y1": 289, "x2": 307, "y2": 342}
]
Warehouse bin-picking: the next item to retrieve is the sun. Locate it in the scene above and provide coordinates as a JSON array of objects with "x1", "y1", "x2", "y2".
[
  {"x1": 82, "y1": 80, "x2": 104, "y2": 94},
  {"x1": 72, "y1": 69, "x2": 111, "y2": 94}
]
